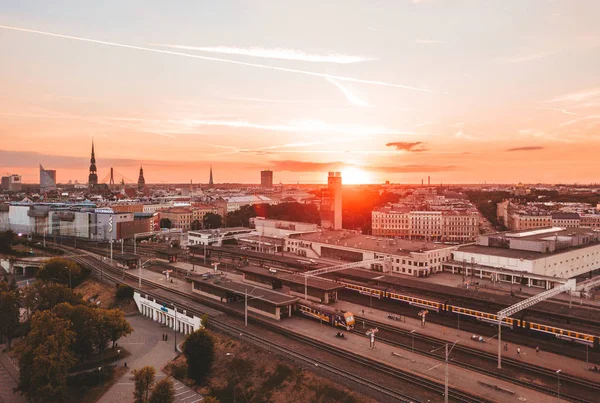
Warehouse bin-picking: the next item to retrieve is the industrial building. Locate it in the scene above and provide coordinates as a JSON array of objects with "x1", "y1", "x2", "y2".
[
  {"x1": 1, "y1": 174, "x2": 22, "y2": 192},
  {"x1": 448, "y1": 227, "x2": 600, "y2": 287},
  {"x1": 286, "y1": 230, "x2": 456, "y2": 277},
  {"x1": 39, "y1": 165, "x2": 57, "y2": 193}
]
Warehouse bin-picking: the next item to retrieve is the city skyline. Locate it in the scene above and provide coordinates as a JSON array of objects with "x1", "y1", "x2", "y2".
[{"x1": 2, "y1": 1, "x2": 600, "y2": 184}]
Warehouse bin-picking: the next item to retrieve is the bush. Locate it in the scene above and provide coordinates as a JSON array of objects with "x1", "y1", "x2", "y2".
[{"x1": 116, "y1": 284, "x2": 134, "y2": 299}]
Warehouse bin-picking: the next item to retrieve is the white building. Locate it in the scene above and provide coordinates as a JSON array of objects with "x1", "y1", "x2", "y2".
[
  {"x1": 286, "y1": 230, "x2": 456, "y2": 277},
  {"x1": 450, "y1": 227, "x2": 600, "y2": 285},
  {"x1": 223, "y1": 195, "x2": 276, "y2": 213},
  {"x1": 250, "y1": 217, "x2": 318, "y2": 238}
]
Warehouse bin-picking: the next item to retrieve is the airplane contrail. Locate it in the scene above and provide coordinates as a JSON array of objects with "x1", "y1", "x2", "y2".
[{"x1": 0, "y1": 24, "x2": 435, "y2": 93}]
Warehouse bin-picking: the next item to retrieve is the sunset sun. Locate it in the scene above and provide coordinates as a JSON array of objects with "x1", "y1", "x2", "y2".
[{"x1": 342, "y1": 166, "x2": 371, "y2": 184}]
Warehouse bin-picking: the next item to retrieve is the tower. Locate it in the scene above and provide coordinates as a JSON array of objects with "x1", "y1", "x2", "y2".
[
  {"x1": 88, "y1": 140, "x2": 98, "y2": 188},
  {"x1": 261, "y1": 169, "x2": 273, "y2": 188},
  {"x1": 138, "y1": 166, "x2": 145, "y2": 191},
  {"x1": 109, "y1": 167, "x2": 115, "y2": 186},
  {"x1": 209, "y1": 166, "x2": 214, "y2": 186},
  {"x1": 321, "y1": 172, "x2": 342, "y2": 230}
]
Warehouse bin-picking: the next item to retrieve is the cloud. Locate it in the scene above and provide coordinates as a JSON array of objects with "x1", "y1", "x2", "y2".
[
  {"x1": 499, "y1": 51, "x2": 557, "y2": 63},
  {"x1": 187, "y1": 119, "x2": 406, "y2": 136},
  {"x1": 153, "y1": 45, "x2": 373, "y2": 64},
  {"x1": 506, "y1": 146, "x2": 545, "y2": 152},
  {"x1": 385, "y1": 141, "x2": 427, "y2": 152},
  {"x1": 454, "y1": 129, "x2": 481, "y2": 141},
  {"x1": 0, "y1": 24, "x2": 435, "y2": 93},
  {"x1": 416, "y1": 39, "x2": 445, "y2": 44},
  {"x1": 368, "y1": 164, "x2": 456, "y2": 173},
  {"x1": 325, "y1": 78, "x2": 370, "y2": 107},
  {"x1": 269, "y1": 160, "x2": 344, "y2": 172},
  {"x1": 546, "y1": 88, "x2": 600, "y2": 103}
]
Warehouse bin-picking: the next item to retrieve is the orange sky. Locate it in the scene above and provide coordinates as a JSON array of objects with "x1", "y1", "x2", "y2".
[{"x1": 1, "y1": 1, "x2": 600, "y2": 184}]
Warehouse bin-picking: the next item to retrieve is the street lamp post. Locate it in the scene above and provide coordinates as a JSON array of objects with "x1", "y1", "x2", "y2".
[
  {"x1": 226, "y1": 353, "x2": 237, "y2": 403},
  {"x1": 98, "y1": 367, "x2": 102, "y2": 385},
  {"x1": 556, "y1": 369, "x2": 562, "y2": 402},
  {"x1": 172, "y1": 303, "x2": 177, "y2": 352},
  {"x1": 410, "y1": 329, "x2": 416, "y2": 353}
]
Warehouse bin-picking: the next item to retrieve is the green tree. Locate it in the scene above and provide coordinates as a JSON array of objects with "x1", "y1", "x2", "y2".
[
  {"x1": 0, "y1": 230, "x2": 15, "y2": 254},
  {"x1": 17, "y1": 310, "x2": 76, "y2": 402},
  {"x1": 202, "y1": 213, "x2": 222, "y2": 229},
  {"x1": 225, "y1": 205, "x2": 256, "y2": 227},
  {"x1": 132, "y1": 366, "x2": 156, "y2": 403},
  {"x1": 149, "y1": 378, "x2": 175, "y2": 403},
  {"x1": 160, "y1": 218, "x2": 172, "y2": 229},
  {"x1": 102, "y1": 308, "x2": 133, "y2": 348},
  {"x1": 36, "y1": 258, "x2": 84, "y2": 287},
  {"x1": 52, "y1": 303, "x2": 98, "y2": 359},
  {"x1": 190, "y1": 220, "x2": 202, "y2": 231},
  {"x1": 22, "y1": 282, "x2": 83, "y2": 320},
  {"x1": 0, "y1": 286, "x2": 20, "y2": 348},
  {"x1": 183, "y1": 329, "x2": 215, "y2": 383}
]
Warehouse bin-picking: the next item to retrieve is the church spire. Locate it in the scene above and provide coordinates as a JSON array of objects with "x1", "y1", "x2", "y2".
[
  {"x1": 138, "y1": 166, "x2": 145, "y2": 191},
  {"x1": 209, "y1": 165, "x2": 214, "y2": 186},
  {"x1": 88, "y1": 140, "x2": 98, "y2": 188}
]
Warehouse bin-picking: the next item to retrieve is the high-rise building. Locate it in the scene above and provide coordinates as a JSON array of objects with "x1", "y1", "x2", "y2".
[
  {"x1": 321, "y1": 172, "x2": 342, "y2": 230},
  {"x1": 209, "y1": 166, "x2": 214, "y2": 186},
  {"x1": 261, "y1": 170, "x2": 273, "y2": 188},
  {"x1": 39, "y1": 165, "x2": 57, "y2": 193},
  {"x1": 138, "y1": 166, "x2": 145, "y2": 191},
  {"x1": 88, "y1": 140, "x2": 98, "y2": 188},
  {"x1": 1, "y1": 174, "x2": 22, "y2": 192}
]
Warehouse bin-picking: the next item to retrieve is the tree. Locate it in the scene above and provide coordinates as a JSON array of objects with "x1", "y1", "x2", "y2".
[
  {"x1": 102, "y1": 308, "x2": 133, "y2": 348},
  {"x1": 36, "y1": 258, "x2": 84, "y2": 287},
  {"x1": 0, "y1": 287, "x2": 20, "y2": 349},
  {"x1": 17, "y1": 310, "x2": 76, "y2": 402},
  {"x1": 0, "y1": 230, "x2": 15, "y2": 254},
  {"x1": 225, "y1": 205, "x2": 256, "y2": 227},
  {"x1": 202, "y1": 213, "x2": 222, "y2": 229},
  {"x1": 132, "y1": 366, "x2": 156, "y2": 403},
  {"x1": 190, "y1": 220, "x2": 202, "y2": 231},
  {"x1": 52, "y1": 303, "x2": 98, "y2": 359},
  {"x1": 22, "y1": 282, "x2": 83, "y2": 320},
  {"x1": 149, "y1": 378, "x2": 175, "y2": 403},
  {"x1": 160, "y1": 218, "x2": 172, "y2": 229},
  {"x1": 183, "y1": 329, "x2": 215, "y2": 383}
]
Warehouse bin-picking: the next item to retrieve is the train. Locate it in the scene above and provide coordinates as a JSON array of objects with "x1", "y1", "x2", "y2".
[
  {"x1": 339, "y1": 280, "x2": 599, "y2": 347},
  {"x1": 295, "y1": 301, "x2": 355, "y2": 330}
]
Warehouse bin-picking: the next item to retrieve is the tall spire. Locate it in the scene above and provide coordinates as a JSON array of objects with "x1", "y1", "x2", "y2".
[
  {"x1": 138, "y1": 166, "x2": 145, "y2": 191},
  {"x1": 88, "y1": 139, "x2": 98, "y2": 188},
  {"x1": 209, "y1": 165, "x2": 214, "y2": 186}
]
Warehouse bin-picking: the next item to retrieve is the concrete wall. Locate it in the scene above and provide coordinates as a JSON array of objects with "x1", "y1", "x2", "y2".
[{"x1": 8, "y1": 205, "x2": 34, "y2": 234}]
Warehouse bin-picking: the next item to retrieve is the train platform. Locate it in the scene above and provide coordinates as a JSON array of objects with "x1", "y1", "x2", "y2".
[
  {"x1": 280, "y1": 315, "x2": 550, "y2": 403},
  {"x1": 333, "y1": 299, "x2": 600, "y2": 383},
  {"x1": 419, "y1": 272, "x2": 600, "y2": 308}
]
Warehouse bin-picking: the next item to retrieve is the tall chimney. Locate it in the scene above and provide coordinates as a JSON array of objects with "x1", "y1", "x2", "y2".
[{"x1": 428, "y1": 176, "x2": 430, "y2": 186}]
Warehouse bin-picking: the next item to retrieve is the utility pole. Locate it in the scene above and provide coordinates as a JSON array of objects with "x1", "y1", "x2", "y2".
[
  {"x1": 497, "y1": 318, "x2": 502, "y2": 369},
  {"x1": 445, "y1": 343, "x2": 449, "y2": 403},
  {"x1": 304, "y1": 275, "x2": 308, "y2": 300},
  {"x1": 173, "y1": 303, "x2": 178, "y2": 352},
  {"x1": 110, "y1": 240, "x2": 113, "y2": 261},
  {"x1": 121, "y1": 239, "x2": 124, "y2": 254}
]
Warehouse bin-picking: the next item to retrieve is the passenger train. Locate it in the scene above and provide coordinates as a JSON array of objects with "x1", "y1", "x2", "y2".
[
  {"x1": 295, "y1": 301, "x2": 355, "y2": 330},
  {"x1": 339, "y1": 280, "x2": 599, "y2": 347}
]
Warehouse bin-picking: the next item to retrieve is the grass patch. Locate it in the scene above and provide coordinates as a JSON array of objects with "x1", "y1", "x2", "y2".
[
  {"x1": 66, "y1": 366, "x2": 128, "y2": 403},
  {"x1": 70, "y1": 347, "x2": 131, "y2": 373},
  {"x1": 309, "y1": 384, "x2": 359, "y2": 403}
]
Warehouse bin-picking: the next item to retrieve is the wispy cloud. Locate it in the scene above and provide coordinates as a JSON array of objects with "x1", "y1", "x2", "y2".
[
  {"x1": 506, "y1": 146, "x2": 544, "y2": 152},
  {"x1": 325, "y1": 78, "x2": 370, "y2": 107},
  {"x1": 186, "y1": 119, "x2": 408, "y2": 136},
  {"x1": 153, "y1": 45, "x2": 373, "y2": 64},
  {"x1": 454, "y1": 129, "x2": 481, "y2": 141},
  {"x1": 546, "y1": 88, "x2": 600, "y2": 103},
  {"x1": 385, "y1": 141, "x2": 427, "y2": 152},
  {"x1": 0, "y1": 25, "x2": 435, "y2": 93},
  {"x1": 499, "y1": 51, "x2": 557, "y2": 63},
  {"x1": 416, "y1": 39, "x2": 445, "y2": 44}
]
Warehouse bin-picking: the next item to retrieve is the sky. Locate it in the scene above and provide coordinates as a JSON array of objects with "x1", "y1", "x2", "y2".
[{"x1": 1, "y1": 0, "x2": 600, "y2": 185}]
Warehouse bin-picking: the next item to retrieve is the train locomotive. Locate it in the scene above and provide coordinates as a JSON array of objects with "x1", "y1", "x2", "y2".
[
  {"x1": 339, "y1": 280, "x2": 599, "y2": 347},
  {"x1": 295, "y1": 302, "x2": 355, "y2": 330}
]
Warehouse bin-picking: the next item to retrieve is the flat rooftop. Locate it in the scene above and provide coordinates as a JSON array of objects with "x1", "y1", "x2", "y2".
[
  {"x1": 489, "y1": 227, "x2": 597, "y2": 241},
  {"x1": 238, "y1": 265, "x2": 344, "y2": 291},
  {"x1": 114, "y1": 253, "x2": 141, "y2": 261},
  {"x1": 191, "y1": 275, "x2": 299, "y2": 306},
  {"x1": 290, "y1": 231, "x2": 458, "y2": 254}
]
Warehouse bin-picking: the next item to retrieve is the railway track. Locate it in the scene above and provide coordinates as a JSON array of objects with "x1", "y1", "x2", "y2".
[
  {"x1": 66, "y1": 247, "x2": 493, "y2": 403},
  {"x1": 354, "y1": 318, "x2": 598, "y2": 403}
]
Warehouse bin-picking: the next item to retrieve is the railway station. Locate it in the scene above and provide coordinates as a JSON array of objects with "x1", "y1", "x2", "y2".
[
  {"x1": 190, "y1": 273, "x2": 299, "y2": 320},
  {"x1": 155, "y1": 247, "x2": 184, "y2": 263},
  {"x1": 237, "y1": 265, "x2": 345, "y2": 304},
  {"x1": 190, "y1": 244, "x2": 313, "y2": 270},
  {"x1": 113, "y1": 252, "x2": 141, "y2": 269}
]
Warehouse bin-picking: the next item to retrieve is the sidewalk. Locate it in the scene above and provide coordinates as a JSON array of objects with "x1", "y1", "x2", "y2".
[
  {"x1": 280, "y1": 316, "x2": 549, "y2": 403},
  {"x1": 335, "y1": 299, "x2": 600, "y2": 382},
  {"x1": 0, "y1": 345, "x2": 26, "y2": 403}
]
